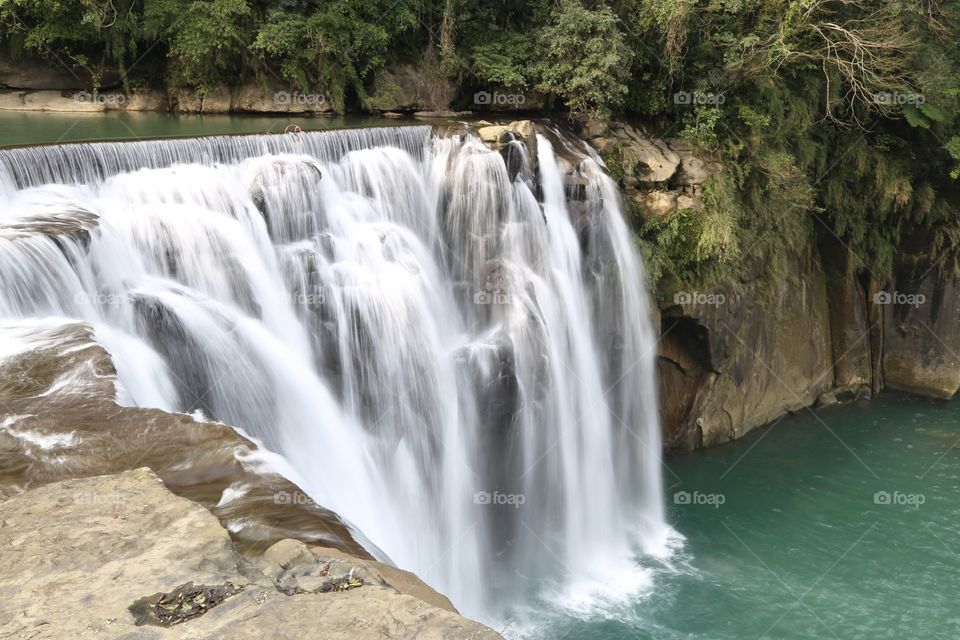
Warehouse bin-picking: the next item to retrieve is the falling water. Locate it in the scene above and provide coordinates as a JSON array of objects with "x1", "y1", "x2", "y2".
[{"x1": 0, "y1": 125, "x2": 670, "y2": 622}]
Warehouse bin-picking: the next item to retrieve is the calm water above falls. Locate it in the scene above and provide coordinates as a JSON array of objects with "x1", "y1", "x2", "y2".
[
  {"x1": 529, "y1": 393, "x2": 960, "y2": 640},
  {"x1": 0, "y1": 111, "x2": 401, "y2": 148}
]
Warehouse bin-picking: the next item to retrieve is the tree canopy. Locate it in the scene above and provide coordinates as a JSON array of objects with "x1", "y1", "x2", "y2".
[{"x1": 2, "y1": 0, "x2": 959, "y2": 285}]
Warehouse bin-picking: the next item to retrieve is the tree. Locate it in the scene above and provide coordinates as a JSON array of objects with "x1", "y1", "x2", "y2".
[{"x1": 534, "y1": 0, "x2": 632, "y2": 118}]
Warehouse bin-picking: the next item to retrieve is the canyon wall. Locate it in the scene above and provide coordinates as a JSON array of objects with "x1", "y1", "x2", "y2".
[{"x1": 582, "y1": 121, "x2": 960, "y2": 452}]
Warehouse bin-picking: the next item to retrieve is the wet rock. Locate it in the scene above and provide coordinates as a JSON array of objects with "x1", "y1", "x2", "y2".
[
  {"x1": 0, "y1": 320, "x2": 365, "y2": 557},
  {"x1": 476, "y1": 120, "x2": 539, "y2": 180},
  {"x1": 1, "y1": 208, "x2": 100, "y2": 250},
  {"x1": 817, "y1": 228, "x2": 874, "y2": 399}
]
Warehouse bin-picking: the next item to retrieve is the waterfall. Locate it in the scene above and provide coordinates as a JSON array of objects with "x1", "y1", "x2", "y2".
[{"x1": 0, "y1": 125, "x2": 670, "y2": 622}]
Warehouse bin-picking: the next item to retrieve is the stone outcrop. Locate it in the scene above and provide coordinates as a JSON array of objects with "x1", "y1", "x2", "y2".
[
  {"x1": 881, "y1": 231, "x2": 960, "y2": 399},
  {"x1": 0, "y1": 89, "x2": 164, "y2": 112},
  {"x1": 0, "y1": 469, "x2": 501, "y2": 639},
  {"x1": 370, "y1": 63, "x2": 456, "y2": 113},
  {"x1": 578, "y1": 120, "x2": 960, "y2": 452},
  {"x1": 0, "y1": 81, "x2": 336, "y2": 114},
  {"x1": 574, "y1": 120, "x2": 960, "y2": 451},
  {"x1": 174, "y1": 81, "x2": 335, "y2": 114},
  {"x1": 816, "y1": 229, "x2": 877, "y2": 402},
  {"x1": 659, "y1": 249, "x2": 834, "y2": 449},
  {"x1": 0, "y1": 316, "x2": 364, "y2": 556},
  {"x1": 577, "y1": 120, "x2": 720, "y2": 220},
  {"x1": 476, "y1": 120, "x2": 539, "y2": 181}
]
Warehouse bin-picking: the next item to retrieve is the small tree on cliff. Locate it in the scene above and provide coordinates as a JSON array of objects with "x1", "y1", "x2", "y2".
[{"x1": 534, "y1": 0, "x2": 632, "y2": 118}]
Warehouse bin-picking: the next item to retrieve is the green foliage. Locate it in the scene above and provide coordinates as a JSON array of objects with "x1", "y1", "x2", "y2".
[
  {"x1": 252, "y1": 1, "x2": 418, "y2": 111},
  {"x1": 145, "y1": 0, "x2": 250, "y2": 91},
  {"x1": 949, "y1": 137, "x2": 960, "y2": 180},
  {"x1": 1, "y1": 0, "x2": 958, "y2": 287},
  {"x1": 680, "y1": 106, "x2": 723, "y2": 152},
  {"x1": 0, "y1": 0, "x2": 143, "y2": 87},
  {"x1": 641, "y1": 172, "x2": 741, "y2": 288},
  {"x1": 534, "y1": 0, "x2": 632, "y2": 118},
  {"x1": 468, "y1": 34, "x2": 532, "y2": 89}
]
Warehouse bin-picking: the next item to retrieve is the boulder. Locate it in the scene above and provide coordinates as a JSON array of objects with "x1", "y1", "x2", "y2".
[
  {"x1": 476, "y1": 120, "x2": 539, "y2": 176},
  {"x1": 667, "y1": 138, "x2": 716, "y2": 187},
  {"x1": 0, "y1": 469, "x2": 502, "y2": 639},
  {"x1": 581, "y1": 120, "x2": 680, "y2": 184}
]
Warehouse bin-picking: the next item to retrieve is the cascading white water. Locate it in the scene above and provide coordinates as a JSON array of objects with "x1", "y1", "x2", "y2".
[{"x1": 0, "y1": 125, "x2": 671, "y2": 622}]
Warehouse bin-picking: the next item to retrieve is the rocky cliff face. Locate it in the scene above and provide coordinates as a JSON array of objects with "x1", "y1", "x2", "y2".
[
  {"x1": 882, "y1": 232, "x2": 960, "y2": 399},
  {"x1": 0, "y1": 469, "x2": 501, "y2": 639},
  {"x1": 657, "y1": 249, "x2": 834, "y2": 450},
  {"x1": 582, "y1": 120, "x2": 960, "y2": 452}
]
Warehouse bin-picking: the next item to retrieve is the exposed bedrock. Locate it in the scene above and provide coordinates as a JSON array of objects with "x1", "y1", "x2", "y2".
[
  {"x1": 579, "y1": 120, "x2": 960, "y2": 452},
  {"x1": 0, "y1": 320, "x2": 365, "y2": 557},
  {"x1": 0, "y1": 469, "x2": 501, "y2": 639}
]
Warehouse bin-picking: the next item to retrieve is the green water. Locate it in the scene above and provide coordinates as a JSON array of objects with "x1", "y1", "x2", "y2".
[
  {"x1": 0, "y1": 111, "x2": 404, "y2": 148},
  {"x1": 526, "y1": 394, "x2": 960, "y2": 639}
]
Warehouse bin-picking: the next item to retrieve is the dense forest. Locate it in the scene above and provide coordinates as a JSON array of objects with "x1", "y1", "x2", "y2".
[{"x1": 2, "y1": 0, "x2": 959, "y2": 289}]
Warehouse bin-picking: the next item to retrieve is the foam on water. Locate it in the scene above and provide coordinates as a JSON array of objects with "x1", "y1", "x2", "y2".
[{"x1": 1, "y1": 415, "x2": 78, "y2": 451}]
